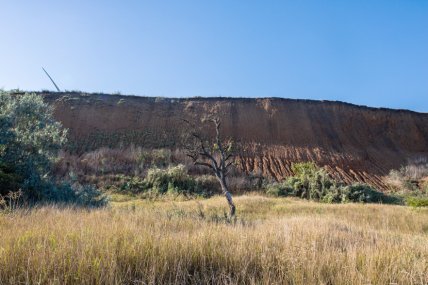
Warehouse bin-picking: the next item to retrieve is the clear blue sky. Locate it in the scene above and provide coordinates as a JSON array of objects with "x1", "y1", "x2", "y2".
[{"x1": 1, "y1": 1, "x2": 427, "y2": 112}]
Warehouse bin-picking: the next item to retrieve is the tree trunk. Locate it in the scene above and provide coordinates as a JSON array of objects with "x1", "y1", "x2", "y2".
[{"x1": 218, "y1": 176, "x2": 236, "y2": 217}]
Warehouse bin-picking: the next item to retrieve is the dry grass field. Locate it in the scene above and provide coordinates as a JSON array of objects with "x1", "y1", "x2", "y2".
[{"x1": 0, "y1": 195, "x2": 427, "y2": 284}]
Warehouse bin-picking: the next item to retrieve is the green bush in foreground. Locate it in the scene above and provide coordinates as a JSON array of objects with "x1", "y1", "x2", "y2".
[
  {"x1": 266, "y1": 162, "x2": 388, "y2": 203},
  {"x1": 0, "y1": 92, "x2": 67, "y2": 199},
  {"x1": 0, "y1": 91, "x2": 105, "y2": 207}
]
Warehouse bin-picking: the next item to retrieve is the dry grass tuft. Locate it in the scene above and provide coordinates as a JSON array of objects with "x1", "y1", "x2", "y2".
[{"x1": 0, "y1": 196, "x2": 427, "y2": 284}]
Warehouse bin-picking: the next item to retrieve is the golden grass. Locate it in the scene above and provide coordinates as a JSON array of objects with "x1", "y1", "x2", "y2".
[{"x1": 0, "y1": 195, "x2": 427, "y2": 284}]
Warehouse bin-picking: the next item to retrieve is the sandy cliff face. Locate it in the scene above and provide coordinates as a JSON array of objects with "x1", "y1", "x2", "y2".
[{"x1": 42, "y1": 92, "x2": 428, "y2": 189}]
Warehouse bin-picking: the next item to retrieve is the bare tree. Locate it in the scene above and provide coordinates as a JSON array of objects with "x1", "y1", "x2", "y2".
[{"x1": 183, "y1": 116, "x2": 236, "y2": 217}]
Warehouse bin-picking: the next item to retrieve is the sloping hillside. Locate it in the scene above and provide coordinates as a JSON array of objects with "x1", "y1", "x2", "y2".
[{"x1": 41, "y1": 92, "x2": 428, "y2": 189}]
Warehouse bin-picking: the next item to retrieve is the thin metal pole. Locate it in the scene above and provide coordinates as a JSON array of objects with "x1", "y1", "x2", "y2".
[{"x1": 42, "y1": 67, "x2": 61, "y2": 92}]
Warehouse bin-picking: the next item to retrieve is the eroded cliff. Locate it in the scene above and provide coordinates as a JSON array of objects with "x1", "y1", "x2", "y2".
[{"x1": 42, "y1": 92, "x2": 428, "y2": 189}]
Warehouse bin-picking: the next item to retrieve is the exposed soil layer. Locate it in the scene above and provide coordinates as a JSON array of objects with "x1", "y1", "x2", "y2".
[{"x1": 41, "y1": 92, "x2": 428, "y2": 189}]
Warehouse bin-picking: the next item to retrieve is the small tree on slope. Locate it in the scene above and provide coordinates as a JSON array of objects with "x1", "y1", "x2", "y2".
[{"x1": 183, "y1": 116, "x2": 236, "y2": 217}]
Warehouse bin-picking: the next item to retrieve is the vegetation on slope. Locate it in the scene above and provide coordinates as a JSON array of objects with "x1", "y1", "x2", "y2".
[
  {"x1": 265, "y1": 162, "x2": 391, "y2": 203},
  {"x1": 110, "y1": 165, "x2": 218, "y2": 198},
  {"x1": 385, "y1": 157, "x2": 428, "y2": 207}
]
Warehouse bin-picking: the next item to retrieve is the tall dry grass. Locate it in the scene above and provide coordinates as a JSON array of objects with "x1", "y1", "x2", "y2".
[{"x1": 0, "y1": 196, "x2": 427, "y2": 284}]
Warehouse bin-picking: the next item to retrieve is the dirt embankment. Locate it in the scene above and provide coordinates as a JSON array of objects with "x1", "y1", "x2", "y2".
[{"x1": 41, "y1": 92, "x2": 428, "y2": 189}]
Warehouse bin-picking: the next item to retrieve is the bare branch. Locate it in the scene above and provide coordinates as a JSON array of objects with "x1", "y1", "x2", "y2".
[
  {"x1": 225, "y1": 161, "x2": 234, "y2": 169},
  {"x1": 225, "y1": 154, "x2": 234, "y2": 162},
  {"x1": 194, "y1": 161, "x2": 215, "y2": 170}
]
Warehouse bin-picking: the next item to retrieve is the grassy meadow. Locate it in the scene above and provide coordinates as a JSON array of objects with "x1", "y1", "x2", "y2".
[{"x1": 0, "y1": 195, "x2": 427, "y2": 285}]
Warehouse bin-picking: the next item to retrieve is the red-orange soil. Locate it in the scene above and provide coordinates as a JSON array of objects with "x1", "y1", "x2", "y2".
[{"x1": 42, "y1": 92, "x2": 428, "y2": 189}]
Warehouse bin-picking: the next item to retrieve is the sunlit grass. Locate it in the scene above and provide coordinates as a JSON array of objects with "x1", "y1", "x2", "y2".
[{"x1": 0, "y1": 195, "x2": 427, "y2": 284}]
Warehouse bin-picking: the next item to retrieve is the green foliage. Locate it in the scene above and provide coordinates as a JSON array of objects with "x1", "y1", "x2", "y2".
[
  {"x1": 115, "y1": 175, "x2": 148, "y2": 193},
  {"x1": 111, "y1": 165, "x2": 217, "y2": 197},
  {"x1": 0, "y1": 92, "x2": 67, "y2": 200},
  {"x1": 340, "y1": 184, "x2": 386, "y2": 203},
  {"x1": 265, "y1": 183, "x2": 292, "y2": 197},
  {"x1": 146, "y1": 165, "x2": 186, "y2": 194},
  {"x1": 29, "y1": 168, "x2": 107, "y2": 207},
  {"x1": 0, "y1": 163, "x2": 21, "y2": 196},
  {"x1": 151, "y1": 149, "x2": 172, "y2": 167},
  {"x1": 70, "y1": 184, "x2": 109, "y2": 207},
  {"x1": 291, "y1": 161, "x2": 318, "y2": 178},
  {"x1": 145, "y1": 165, "x2": 213, "y2": 196},
  {"x1": 0, "y1": 92, "x2": 106, "y2": 207},
  {"x1": 406, "y1": 197, "x2": 428, "y2": 208},
  {"x1": 266, "y1": 162, "x2": 388, "y2": 204}
]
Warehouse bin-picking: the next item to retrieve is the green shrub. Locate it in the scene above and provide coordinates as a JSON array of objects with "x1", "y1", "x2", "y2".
[
  {"x1": 145, "y1": 165, "x2": 186, "y2": 194},
  {"x1": 0, "y1": 92, "x2": 106, "y2": 207},
  {"x1": 283, "y1": 162, "x2": 337, "y2": 201},
  {"x1": 112, "y1": 165, "x2": 217, "y2": 197},
  {"x1": 151, "y1": 149, "x2": 172, "y2": 167},
  {"x1": 0, "y1": 92, "x2": 67, "y2": 201},
  {"x1": 406, "y1": 197, "x2": 428, "y2": 208},
  {"x1": 265, "y1": 162, "x2": 388, "y2": 204},
  {"x1": 22, "y1": 173, "x2": 107, "y2": 207},
  {"x1": 146, "y1": 165, "x2": 210, "y2": 196},
  {"x1": 109, "y1": 164, "x2": 219, "y2": 196},
  {"x1": 319, "y1": 184, "x2": 343, "y2": 203},
  {"x1": 0, "y1": 163, "x2": 21, "y2": 196},
  {"x1": 291, "y1": 161, "x2": 318, "y2": 178},
  {"x1": 117, "y1": 175, "x2": 148, "y2": 193},
  {"x1": 265, "y1": 183, "x2": 292, "y2": 197},
  {"x1": 71, "y1": 184, "x2": 109, "y2": 207},
  {"x1": 341, "y1": 183, "x2": 386, "y2": 203}
]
